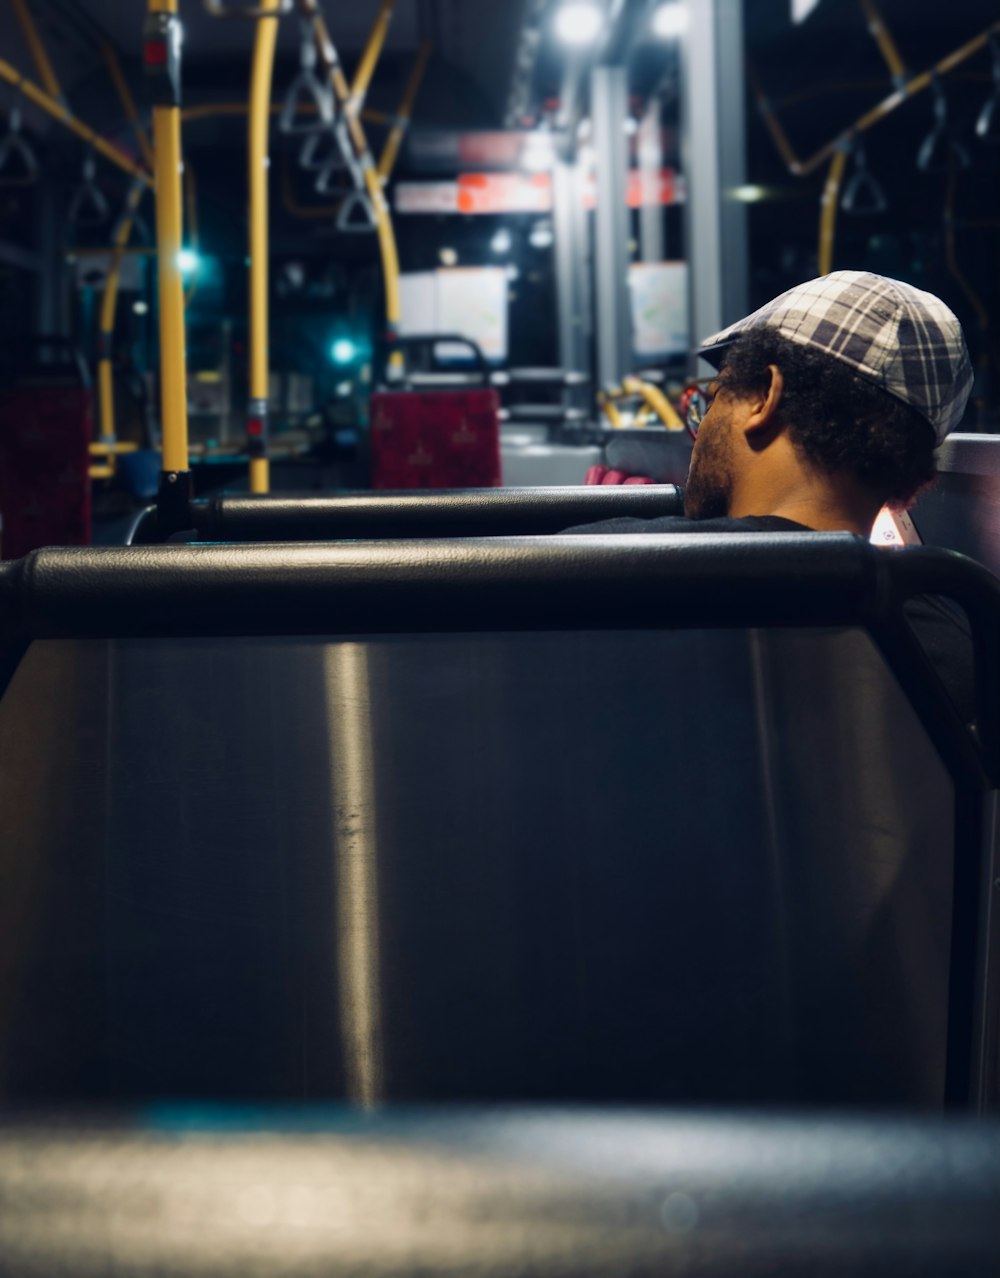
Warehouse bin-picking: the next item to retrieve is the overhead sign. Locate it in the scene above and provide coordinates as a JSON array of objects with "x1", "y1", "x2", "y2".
[{"x1": 395, "y1": 170, "x2": 685, "y2": 216}]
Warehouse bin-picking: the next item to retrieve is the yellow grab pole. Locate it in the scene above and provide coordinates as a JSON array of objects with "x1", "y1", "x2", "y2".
[
  {"x1": 350, "y1": 0, "x2": 395, "y2": 108},
  {"x1": 101, "y1": 40, "x2": 155, "y2": 170},
  {"x1": 247, "y1": 0, "x2": 282, "y2": 496},
  {"x1": 751, "y1": 21, "x2": 1000, "y2": 178},
  {"x1": 0, "y1": 58, "x2": 152, "y2": 185},
  {"x1": 298, "y1": 0, "x2": 403, "y2": 365},
  {"x1": 96, "y1": 179, "x2": 147, "y2": 471},
  {"x1": 11, "y1": 0, "x2": 65, "y2": 104},
  {"x1": 145, "y1": 0, "x2": 192, "y2": 531},
  {"x1": 818, "y1": 143, "x2": 849, "y2": 277},
  {"x1": 378, "y1": 40, "x2": 432, "y2": 182},
  {"x1": 859, "y1": 0, "x2": 907, "y2": 86},
  {"x1": 622, "y1": 377, "x2": 686, "y2": 432}
]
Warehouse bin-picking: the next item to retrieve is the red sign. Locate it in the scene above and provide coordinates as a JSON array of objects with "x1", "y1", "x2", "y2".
[{"x1": 394, "y1": 170, "x2": 685, "y2": 216}]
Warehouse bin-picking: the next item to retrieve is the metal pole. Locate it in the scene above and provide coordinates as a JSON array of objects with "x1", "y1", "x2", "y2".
[
  {"x1": 638, "y1": 98, "x2": 664, "y2": 264},
  {"x1": 145, "y1": 0, "x2": 191, "y2": 534},
  {"x1": 247, "y1": 0, "x2": 282, "y2": 496},
  {"x1": 681, "y1": 0, "x2": 747, "y2": 373},
  {"x1": 591, "y1": 64, "x2": 632, "y2": 389},
  {"x1": 553, "y1": 157, "x2": 586, "y2": 381}
]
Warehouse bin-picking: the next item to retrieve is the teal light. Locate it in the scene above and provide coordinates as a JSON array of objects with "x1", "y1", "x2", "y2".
[
  {"x1": 331, "y1": 338, "x2": 358, "y2": 365},
  {"x1": 176, "y1": 248, "x2": 200, "y2": 276}
]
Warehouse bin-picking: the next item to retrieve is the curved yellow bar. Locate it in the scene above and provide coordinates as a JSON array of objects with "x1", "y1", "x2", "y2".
[
  {"x1": 378, "y1": 40, "x2": 432, "y2": 183},
  {"x1": 11, "y1": 0, "x2": 64, "y2": 103},
  {"x1": 351, "y1": 0, "x2": 395, "y2": 108},
  {"x1": 622, "y1": 377, "x2": 685, "y2": 432},
  {"x1": 818, "y1": 145, "x2": 848, "y2": 277},
  {"x1": 247, "y1": 0, "x2": 282, "y2": 495},
  {"x1": 0, "y1": 57, "x2": 152, "y2": 185},
  {"x1": 97, "y1": 180, "x2": 147, "y2": 458}
]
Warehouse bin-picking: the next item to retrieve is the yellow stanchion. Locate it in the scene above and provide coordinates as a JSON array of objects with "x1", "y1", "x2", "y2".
[
  {"x1": 101, "y1": 40, "x2": 155, "y2": 170},
  {"x1": 246, "y1": 0, "x2": 282, "y2": 495},
  {"x1": 146, "y1": 0, "x2": 192, "y2": 531},
  {"x1": 181, "y1": 100, "x2": 387, "y2": 126},
  {"x1": 859, "y1": 0, "x2": 907, "y2": 85},
  {"x1": 818, "y1": 144, "x2": 849, "y2": 277},
  {"x1": 751, "y1": 20, "x2": 1000, "y2": 178},
  {"x1": 378, "y1": 40, "x2": 432, "y2": 183},
  {"x1": 298, "y1": 0, "x2": 404, "y2": 367},
  {"x1": 0, "y1": 58, "x2": 152, "y2": 185},
  {"x1": 11, "y1": 0, "x2": 64, "y2": 104},
  {"x1": 350, "y1": 0, "x2": 395, "y2": 108},
  {"x1": 94, "y1": 178, "x2": 147, "y2": 478},
  {"x1": 622, "y1": 377, "x2": 686, "y2": 432}
]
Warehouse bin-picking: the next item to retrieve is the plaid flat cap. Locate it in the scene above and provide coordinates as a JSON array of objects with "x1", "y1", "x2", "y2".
[{"x1": 699, "y1": 271, "x2": 973, "y2": 444}]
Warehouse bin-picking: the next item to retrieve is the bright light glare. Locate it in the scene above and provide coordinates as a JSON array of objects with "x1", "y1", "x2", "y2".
[
  {"x1": 529, "y1": 222, "x2": 554, "y2": 249},
  {"x1": 331, "y1": 338, "x2": 358, "y2": 364},
  {"x1": 176, "y1": 248, "x2": 200, "y2": 275},
  {"x1": 729, "y1": 184, "x2": 768, "y2": 202},
  {"x1": 522, "y1": 134, "x2": 554, "y2": 172},
  {"x1": 132, "y1": 300, "x2": 149, "y2": 315},
  {"x1": 439, "y1": 246, "x2": 458, "y2": 266},
  {"x1": 652, "y1": 2, "x2": 688, "y2": 38},
  {"x1": 491, "y1": 228, "x2": 512, "y2": 255},
  {"x1": 554, "y1": 2, "x2": 603, "y2": 45},
  {"x1": 792, "y1": 0, "x2": 821, "y2": 22}
]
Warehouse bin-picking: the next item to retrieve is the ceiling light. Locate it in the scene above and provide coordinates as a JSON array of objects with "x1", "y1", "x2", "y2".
[
  {"x1": 132, "y1": 300, "x2": 149, "y2": 315},
  {"x1": 554, "y1": 2, "x2": 603, "y2": 46},
  {"x1": 491, "y1": 228, "x2": 512, "y2": 255},
  {"x1": 651, "y1": 2, "x2": 687, "y2": 39},
  {"x1": 529, "y1": 221, "x2": 554, "y2": 249},
  {"x1": 439, "y1": 247, "x2": 458, "y2": 266},
  {"x1": 791, "y1": 0, "x2": 821, "y2": 21}
]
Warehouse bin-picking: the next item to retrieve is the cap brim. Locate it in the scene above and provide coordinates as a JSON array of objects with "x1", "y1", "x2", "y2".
[{"x1": 695, "y1": 337, "x2": 734, "y2": 369}]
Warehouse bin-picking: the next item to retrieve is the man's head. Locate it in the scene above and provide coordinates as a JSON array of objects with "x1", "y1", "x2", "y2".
[{"x1": 684, "y1": 271, "x2": 974, "y2": 528}]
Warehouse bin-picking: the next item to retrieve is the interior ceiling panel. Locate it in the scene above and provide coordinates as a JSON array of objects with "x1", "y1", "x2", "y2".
[{"x1": 0, "y1": 0, "x2": 527, "y2": 126}]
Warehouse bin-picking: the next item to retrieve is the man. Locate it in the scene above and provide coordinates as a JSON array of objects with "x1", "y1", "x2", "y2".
[
  {"x1": 572, "y1": 271, "x2": 972, "y2": 535},
  {"x1": 565, "y1": 270, "x2": 976, "y2": 721}
]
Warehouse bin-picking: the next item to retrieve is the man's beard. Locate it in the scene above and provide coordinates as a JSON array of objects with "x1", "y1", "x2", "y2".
[{"x1": 683, "y1": 421, "x2": 734, "y2": 520}]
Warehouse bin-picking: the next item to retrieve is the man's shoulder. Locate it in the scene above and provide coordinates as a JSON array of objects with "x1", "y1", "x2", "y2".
[{"x1": 561, "y1": 515, "x2": 812, "y2": 535}]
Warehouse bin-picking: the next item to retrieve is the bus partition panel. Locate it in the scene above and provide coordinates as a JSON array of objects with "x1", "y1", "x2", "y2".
[
  {"x1": 0, "y1": 1110, "x2": 997, "y2": 1277},
  {"x1": 0, "y1": 338, "x2": 93, "y2": 559},
  {"x1": 124, "y1": 485, "x2": 685, "y2": 543},
  {"x1": 0, "y1": 534, "x2": 997, "y2": 1111}
]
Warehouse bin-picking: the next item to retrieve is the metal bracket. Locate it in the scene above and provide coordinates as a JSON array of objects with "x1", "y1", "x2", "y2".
[{"x1": 841, "y1": 138, "x2": 888, "y2": 215}]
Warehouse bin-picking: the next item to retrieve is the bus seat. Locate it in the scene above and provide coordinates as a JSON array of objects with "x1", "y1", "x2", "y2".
[{"x1": 0, "y1": 535, "x2": 996, "y2": 1110}]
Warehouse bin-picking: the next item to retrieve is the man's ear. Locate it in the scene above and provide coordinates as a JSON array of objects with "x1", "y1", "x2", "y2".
[{"x1": 743, "y1": 364, "x2": 785, "y2": 439}]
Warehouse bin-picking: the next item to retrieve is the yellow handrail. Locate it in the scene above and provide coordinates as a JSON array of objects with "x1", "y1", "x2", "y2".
[
  {"x1": 247, "y1": 0, "x2": 283, "y2": 495},
  {"x1": 378, "y1": 39, "x2": 432, "y2": 182},
  {"x1": 859, "y1": 0, "x2": 907, "y2": 84},
  {"x1": 751, "y1": 20, "x2": 1000, "y2": 177},
  {"x1": 350, "y1": 0, "x2": 395, "y2": 109},
  {"x1": 298, "y1": 0, "x2": 402, "y2": 359},
  {"x1": 181, "y1": 100, "x2": 387, "y2": 125},
  {"x1": 101, "y1": 39, "x2": 155, "y2": 170},
  {"x1": 818, "y1": 143, "x2": 849, "y2": 277},
  {"x1": 146, "y1": 0, "x2": 191, "y2": 496},
  {"x1": 622, "y1": 377, "x2": 686, "y2": 432},
  {"x1": 11, "y1": 0, "x2": 64, "y2": 103},
  {"x1": 0, "y1": 57, "x2": 152, "y2": 185},
  {"x1": 95, "y1": 179, "x2": 147, "y2": 475}
]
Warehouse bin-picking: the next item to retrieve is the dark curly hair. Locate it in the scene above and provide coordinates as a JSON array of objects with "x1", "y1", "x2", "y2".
[{"x1": 718, "y1": 329, "x2": 938, "y2": 507}]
